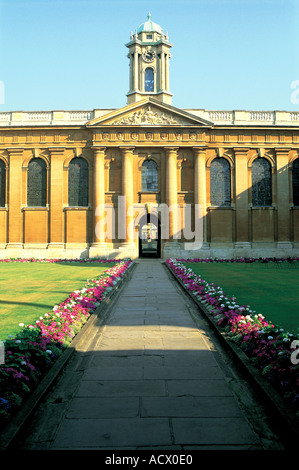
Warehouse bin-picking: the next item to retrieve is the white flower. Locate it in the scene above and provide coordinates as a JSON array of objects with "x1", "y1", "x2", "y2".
[
  {"x1": 46, "y1": 350, "x2": 52, "y2": 354},
  {"x1": 19, "y1": 323, "x2": 24, "y2": 327},
  {"x1": 268, "y1": 336, "x2": 273, "y2": 340}
]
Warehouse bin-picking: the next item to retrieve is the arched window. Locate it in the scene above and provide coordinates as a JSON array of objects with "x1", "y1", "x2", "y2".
[
  {"x1": 27, "y1": 158, "x2": 47, "y2": 207},
  {"x1": 142, "y1": 159, "x2": 158, "y2": 191},
  {"x1": 210, "y1": 157, "x2": 231, "y2": 206},
  {"x1": 145, "y1": 68, "x2": 154, "y2": 92},
  {"x1": 68, "y1": 157, "x2": 89, "y2": 207},
  {"x1": 252, "y1": 157, "x2": 272, "y2": 206},
  {"x1": 0, "y1": 160, "x2": 5, "y2": 207},
  {"x1": 293, "y1": 158, "x2": 299, "y2": 206}
]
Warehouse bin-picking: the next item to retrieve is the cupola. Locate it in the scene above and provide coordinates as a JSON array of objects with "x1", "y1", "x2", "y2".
[{"x1": 126, "y1": 14, "x2": 173, "y2": 105}]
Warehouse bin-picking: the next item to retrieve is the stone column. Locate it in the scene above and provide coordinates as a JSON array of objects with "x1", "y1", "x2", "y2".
[
  {"x1": 165, "y1": 53, "x2": 170, "y2": 92},
  {"x1": 160, "y1": 51, "x2": 165, "y2": 90},
  {"x1": 92, "y1": 147, "x2": 106, "y2": 246},
  {"x1": 49, "y1": 147, "x2": 65, "y2": 249},
  {"x1": 165, "y1": 147, "x2": 179, "y2": 242},
  {"x1": 193, "y1": 146, "x2": 208, "y2": 248},
  {"x1": 276, "y1": 148, "x2": 292, "y2": 249},
  {"x1": 7, "y1": 148, "x2": 23, "y2": 248},
  {"x1": 121, "y1": 147, "x2": 135, "y2": 245},
  {"x1": 133, "y1": 51, "x2": 139, "y2": 91},
  {"x1": 234, "y1": 148, "x2": 250, "y2": 249}
]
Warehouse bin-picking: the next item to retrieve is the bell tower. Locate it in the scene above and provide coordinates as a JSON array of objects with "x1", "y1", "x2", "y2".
[{"x1": 126, "y1": 13, "x2": 173, "y2": 105}]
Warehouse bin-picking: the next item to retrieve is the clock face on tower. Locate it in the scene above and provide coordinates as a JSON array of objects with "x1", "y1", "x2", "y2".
[{"x1": 143, "y1": 49, "x2": 155, "y2": 62}]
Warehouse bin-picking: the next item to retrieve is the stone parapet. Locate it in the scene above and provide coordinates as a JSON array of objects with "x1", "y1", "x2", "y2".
[{"x1": 1, "y1": 109, "x2": 299, "y2": 127}]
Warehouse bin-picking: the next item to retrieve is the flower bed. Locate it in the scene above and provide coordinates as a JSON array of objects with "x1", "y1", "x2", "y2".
[
  {"x1": 166, "y1": 258, "x2": 299, "y2": 415},
  {"x1": 174, "y1": 256, "x2": 299, "y2": 265},
  {"x1": 0, "y1": 257, "x2": 124, "y2": 263},
  {"x1": 0, "y1": 259, "x2": 132, "y2": 429}
]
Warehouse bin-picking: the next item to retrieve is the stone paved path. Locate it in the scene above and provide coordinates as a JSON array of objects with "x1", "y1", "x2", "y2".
[{"x1": 16, "y1": 259, "x2": 284, "y2": 450}]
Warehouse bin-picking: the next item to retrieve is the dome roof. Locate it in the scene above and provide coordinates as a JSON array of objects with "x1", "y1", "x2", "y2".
[{"x1": 137, "y1": 13, "x2": 163, "y2": 34}]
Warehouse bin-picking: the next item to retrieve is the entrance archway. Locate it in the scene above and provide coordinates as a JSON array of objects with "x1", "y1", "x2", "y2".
[{"x1": 138, "y1": 213, "x2": 161, "y2": 258}]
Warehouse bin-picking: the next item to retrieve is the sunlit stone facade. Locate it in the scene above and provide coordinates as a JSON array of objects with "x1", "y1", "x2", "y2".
[{"x1": 0, "y1": 15, "x2": 298, "y2": 260}]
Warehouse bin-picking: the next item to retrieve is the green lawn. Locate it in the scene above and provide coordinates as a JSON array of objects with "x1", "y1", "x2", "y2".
[
  {"x1": 0, "y1": 262, "x2": 113, "y2": 341},
  {"x1": 183, "y1": 261, "x2": 299, "y2": 334}
]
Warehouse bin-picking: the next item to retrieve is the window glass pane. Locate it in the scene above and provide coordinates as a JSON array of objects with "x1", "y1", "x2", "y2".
[
  {"x1": 68, "y1": 157, "x2": 89, "y2": 206},
  {"x1": 142, "y1": 159, "x2": 158, "y2": 191},
  {"x1": 27, "y1": 158, "x2": 47, "y2": 207},
  {"x1": 293, "y1": 158, "x2": 299, "y2": 206},
  {"x1": 252, "y1": 157, "x2": 272, "y2": 206},
  {"x1": 145, "y1": 68, "x2": 154, "y2": 92},
  {"x1": 0, "y1": 160, "x2": 5, "y2": 207},
  {"x1": 210, "y1": 157, "x2": 231, "y2": 206}
]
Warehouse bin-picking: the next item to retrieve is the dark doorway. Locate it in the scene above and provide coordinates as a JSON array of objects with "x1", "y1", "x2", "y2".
[{"x1": 138, "y1": 213, "x2": 161, "y2": 258}]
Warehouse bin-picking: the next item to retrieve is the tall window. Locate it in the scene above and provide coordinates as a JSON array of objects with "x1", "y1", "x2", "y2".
[
  {"x1": 142, "y1": 159, "x2": 158, "y2": 191},
  {"x1": 27, "y1": 158, "x2": 47, "y2": 207},
  {"x1": 293, "y1": 158, "x2": 299, "y2": 206},
  {"x1": 68, "y1": 157, "x2": 89, "y2": 206},
  {"x1": 210, "y1": 157, "x2": 231, "y2": 206},
  {"x1": 0, "y1": 160, "x2": 5, "y2": 207},
  {"x1": 252, "y1": 157, "x2": 272, "y2": 206},
  {"x1": 145, "y1": 68, "x2": 154, "y2": 92}
]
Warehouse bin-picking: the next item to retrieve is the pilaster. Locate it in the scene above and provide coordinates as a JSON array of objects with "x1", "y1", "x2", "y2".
[
  {"x1": 234, "y1": 148, "x2": 251, "y2": 248},
  {"x1": 121, "y1": 146, "x2": 135, "y2": 245},
  {"x1": 7, "y1": 148, "x2": 23, "y2": 247},
  {"x1": 193, "y1": 146, "x2": 208, "y2": 247},
  {"x1": 48, "y1": 147, "x2": 64, "y2": 248},
  {"x1": 92, "y1": 147, "x2": 106, "y2": 245},
  {"x1": 276, "y1": 148, "x2": 292, "y2": 247},
  {"x1": 165, "y1": 147, "x2": 179, "y2": 242}
]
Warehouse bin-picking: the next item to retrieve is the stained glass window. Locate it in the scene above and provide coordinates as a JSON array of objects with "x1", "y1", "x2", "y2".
[
  {"x1": 27, "y1": 158, "x2": 47, "y2": 207},
  {"x1": 252, "y1": 157, "x2": 272, "y2": 206},
  {"x1": 145, "y1": 68, "x2": 154, "y2": 92},
  {"x1": 68, "y1": 157, "x2": 89, "y2": 207},
  {"x1": 210, "y1": 157, "x2": 231, "y2": 206},
  {"x1": 293, "y1": 158, "x2": 299, "y2": 206},
  {"x1": 142, "y1": 159, "x2": 158, "y2": 191},
  {"x1": 0, "y1": 160, "x2": 5, "y2": 207}
]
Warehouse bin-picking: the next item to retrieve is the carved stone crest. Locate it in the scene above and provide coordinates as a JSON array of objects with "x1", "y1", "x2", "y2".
[{"x1": 111, "y1": 105, "x2": 180, "y2": 125}]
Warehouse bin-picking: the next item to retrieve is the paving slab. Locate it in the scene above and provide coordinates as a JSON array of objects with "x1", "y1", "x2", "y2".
[{"x1": 15, "y1": 259, "x2": 285, "y2": 450}]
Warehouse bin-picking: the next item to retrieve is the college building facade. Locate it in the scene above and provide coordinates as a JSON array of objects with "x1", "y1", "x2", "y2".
[{"x1": 0, "y1": 14, "x2": 299, "y2": 260}]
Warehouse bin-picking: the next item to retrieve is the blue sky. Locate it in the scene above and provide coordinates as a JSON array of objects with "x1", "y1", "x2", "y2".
[{"x1": 0, "y1": 0, "x2": 298, "y2": 112}]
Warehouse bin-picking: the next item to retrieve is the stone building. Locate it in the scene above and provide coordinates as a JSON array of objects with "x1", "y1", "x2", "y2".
[{"x1": 0, "y1": 14, "x2": 299, "y2": 260}]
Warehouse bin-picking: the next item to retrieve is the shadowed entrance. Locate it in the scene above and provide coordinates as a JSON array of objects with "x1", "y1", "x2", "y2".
[{"x1": 138, "y1": 213, "x2": 161, "y2": 258}]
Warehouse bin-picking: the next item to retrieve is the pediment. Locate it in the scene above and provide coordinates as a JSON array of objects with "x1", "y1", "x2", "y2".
[{"x1": 86, "y1": 98, "x2": 213, "y2": 127}]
